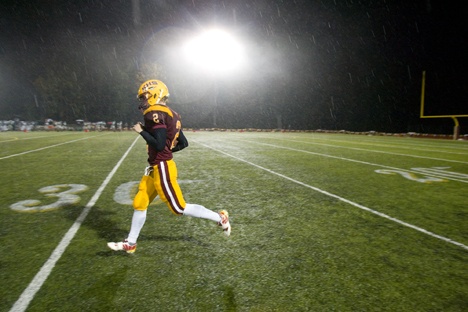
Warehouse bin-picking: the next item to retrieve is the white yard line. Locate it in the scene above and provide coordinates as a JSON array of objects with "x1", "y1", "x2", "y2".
[
  {"x1": 315, "y1": 135, "x2": 468, "y2": 151},
  {"x1": 0, "y1": 134, "x2": 108, "y2": 160},
  {"x1": 196, "y1": 141, "x2": 468, "y2": 252},
  {"x1": 314, "y1": 137, "x2": 468, "y2": 153},
  {"x1": 285, "y1": 139, "x2": 468, "y2": 164},
  {"x1": 0, "y1": 132, "x2": 75, "y2": 143},
  {"x1": 9, "y1": 136, "x2": 140, "y2": 312},
  {"x1": 240, "y1": 140, "x2": 468, "y2": 183}
]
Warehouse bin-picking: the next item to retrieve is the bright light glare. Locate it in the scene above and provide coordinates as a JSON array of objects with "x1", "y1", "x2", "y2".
[{"x1": 183, "y1": 29, "x2": 244, "y2": 75}]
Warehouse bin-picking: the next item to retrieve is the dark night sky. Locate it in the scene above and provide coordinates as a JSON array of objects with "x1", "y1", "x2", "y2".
[{"x1": 0, "y1": 0, "x2": 466, "y2": 133}]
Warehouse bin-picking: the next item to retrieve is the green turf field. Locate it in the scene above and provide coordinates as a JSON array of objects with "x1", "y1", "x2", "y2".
[{"x1": 1, "y1": 131, "x2": 467, "y2": 311}]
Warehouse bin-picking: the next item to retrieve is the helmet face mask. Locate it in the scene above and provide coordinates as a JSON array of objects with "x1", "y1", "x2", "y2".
[
  {"x1": 136, "y1": 80, "x2": 170, "y2": 109},
  {"x1": 138, "y1": 96, "x2": 150, "y2": 112}
]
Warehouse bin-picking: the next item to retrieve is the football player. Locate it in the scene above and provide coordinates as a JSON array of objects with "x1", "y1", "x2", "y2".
[{"x1": 108, "y1": 79, "x2": 230, "y2": 253}]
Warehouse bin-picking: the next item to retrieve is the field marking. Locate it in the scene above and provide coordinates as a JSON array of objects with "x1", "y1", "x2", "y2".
[
  {"x1": 283, "y1": 138, "x2": 468, "y2": 165},
  {"x1": 310, "y1": 136, "x2": 468, "y2": 151},
  {"x1": 309, "y1": 135, "x2": 468, "y2": 151},
  {"x1": 412, "y1": 167, "x2": 468, "y2": 180},
  {"x1": 0, "y1": 136, "x2": 19, "y2": 142},
  {"x1": 0, "y1": 132, "x2": 76, "y2": 143},
  {"x1": 308, "y1": 137, "x2": 468, "y2": 154},
  {"x1": 9, "y1": 136, "x2": 140, "y2": 312},
  {"x1": 0, "y1": 134, "x2": 108, "y2": 160},
  {"x1": 196, "y1": 141, "x2": 468, "y2": 252},
  {"x1": 237, "y1": 139, "x2": 468, "y2": 183}
]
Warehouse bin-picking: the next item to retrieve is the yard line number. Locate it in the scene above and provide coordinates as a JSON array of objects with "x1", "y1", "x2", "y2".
[
  {"x1": 9, "y1": 167, "x2": 465, "y2": 212},
  {"x1": 375, "y1": 166, "x2": 468, "y2": 183},
  {"x1": 10, "y1": 184, "x2": 88, "y2": 212},
  {"x1": 10, "y1": 180, "x2": 201, "y2": 212}
]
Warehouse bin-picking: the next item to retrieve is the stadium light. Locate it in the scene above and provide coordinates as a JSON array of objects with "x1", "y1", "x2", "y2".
[
  {"x1": 183, "y1": 29, "x2": 245, "y2": 75},
  {"x1": 182, "y1": 28, "x2": 245, "y2": 126}
]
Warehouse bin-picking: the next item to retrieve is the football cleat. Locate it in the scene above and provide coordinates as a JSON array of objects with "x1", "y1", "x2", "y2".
[
  {"x1": 107, "y1": 239, "x2": 137, "y2": 254},
  {"x1": 218, "y1": 210, "x2": 231, "y2": 236}
]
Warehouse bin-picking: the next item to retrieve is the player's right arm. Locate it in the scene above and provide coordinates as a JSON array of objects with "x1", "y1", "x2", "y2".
[{"x1": 134, "y1": 122, "x2": 166, "y2": 152}]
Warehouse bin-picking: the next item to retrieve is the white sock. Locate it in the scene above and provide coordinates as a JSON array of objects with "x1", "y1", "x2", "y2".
[
  {"x1": 127, "y1": 210, "x2": 147, "y2": 244},
  {"x1": 183, "y1": 203, "x2": 221, "y2": 222}
]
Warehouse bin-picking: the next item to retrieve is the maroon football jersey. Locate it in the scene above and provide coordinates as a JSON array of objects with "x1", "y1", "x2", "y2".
[{"x1": 143, "y1": 104, "x2": 182, "y2": 165}]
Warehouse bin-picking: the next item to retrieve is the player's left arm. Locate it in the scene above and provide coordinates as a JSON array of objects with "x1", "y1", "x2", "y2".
[{"x1": 172, "y1": 130, "x2": 188, "y2": 152}]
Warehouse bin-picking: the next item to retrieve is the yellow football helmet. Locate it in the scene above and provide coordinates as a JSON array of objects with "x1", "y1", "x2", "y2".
[{"x1": 137, "y1": 80, "x2": 170, "y2": 106}]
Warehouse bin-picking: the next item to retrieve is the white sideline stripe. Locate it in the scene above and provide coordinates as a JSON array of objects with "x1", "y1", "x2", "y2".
[
  {"x1": 0, "y1": 134, "x2": 108, "y2": 160},
  {"x1": 9, "y1": 136, "x2": 140, "y2": 312},
  {"x1": 196, "y1": 142, "x2": 468, "y2": 252},
  {"x1": 240, "y1": 140, "x2": 468, "y2": 183}
]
